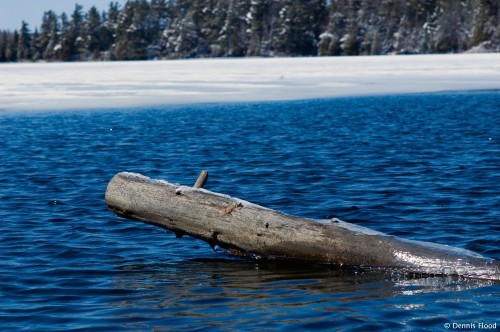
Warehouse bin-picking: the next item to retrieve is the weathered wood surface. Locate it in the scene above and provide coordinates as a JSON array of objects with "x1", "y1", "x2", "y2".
[{"x1": 105, "y1": 172, "x2": 500, "y2": 280}]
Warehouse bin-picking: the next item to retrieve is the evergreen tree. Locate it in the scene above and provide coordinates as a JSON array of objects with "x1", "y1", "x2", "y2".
[
  {"x1": 276, "y1": 0, "x2": 299, "y2": 54},
  {"x1": 163, "y1": 0, "x2": 199, "y2": 58},
  {"x1": 101, "y1": 2, "x2": 121, "y2": 60},
  {"x1": 114, "y1": 0, "x2": 149, "y2": 60},
  {"x1": 200, "y1": 0, "x2": 227, "y2": 57},
  {"x1": 2, "y1": 0, "x2": 499, "y2": 61},
  {"x1": 30, "y1": 28, "x2": 41, "y2": 61},
  {"x1": 341, "y1": 0, "x2": 360, "y2": 55},
  {"x1": 176, "y1": 6, "x2": 199, "y2": 57},
  {"x1": 71, "y1": 4, "x2": 86, "y2": 60},
  {"x1": 468, "y1": 0, "x2": 495, "y2": 48},
  {"x1": 17, "y1": 21, "x2": 32, "y2": 61},
  {"x1": 57, "y1": 12, "x2": 72, "y2": 60},
  {"x1": 147, "y1": 0, "x2": 170, "y2": 58},
  {"x1": 431, "y1": 0, "x2": 462, "y2": 53},
  {"x1": 5, "y1": 31, "x2": 19, "y2": 62},
  {"x1": 56, "y1": 4, "x2": 85, "y2": 61},
  {"x1": 39, "y1": 10, "x2": 60, "y2": 61},
  {"x1": 84, "y1": 6, "x2": 102, "y2": 60},
  {"x1": 246, "y1": 0, "x2": 280, "y2": 56},
  {"x1": 113, "y1": 1, "x2": 134, "y2": 59},
  {"x1": 276, "y1": 0, "x2": 327, "y2": 55},
  {"x1": 0, "y1": 31, "x2": 9, "y2": 62},
  {"x1": 319, "y1": 0, "x2": 350, "y2": 55},
  {"x1": 218, "y1": 0, "x2": 249, "y2": 57},
  {"x1": 246, "y1": 0, "x2": 264, "y2": 56}
]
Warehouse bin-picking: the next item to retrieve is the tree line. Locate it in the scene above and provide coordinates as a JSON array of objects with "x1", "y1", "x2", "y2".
[{"x1": 1, "y1": 0, "x2": 499, "y2": 63}]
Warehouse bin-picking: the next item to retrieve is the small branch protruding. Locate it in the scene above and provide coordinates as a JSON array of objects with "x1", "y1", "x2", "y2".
[{"x1": 194, "y1": 170, "x2": 208, "y2": 189}]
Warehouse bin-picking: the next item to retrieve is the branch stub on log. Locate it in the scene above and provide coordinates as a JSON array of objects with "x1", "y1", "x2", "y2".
[{"x1": 194, "y1": 170, "x2": 208, "y2": 189}]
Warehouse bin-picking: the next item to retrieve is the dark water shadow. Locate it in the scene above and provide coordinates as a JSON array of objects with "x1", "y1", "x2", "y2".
[{"x1": 105, "y1": 258, "x2": 498, "y2": 331}]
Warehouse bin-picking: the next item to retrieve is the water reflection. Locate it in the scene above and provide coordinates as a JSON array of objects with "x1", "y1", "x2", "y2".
[{"x1": 110, "y1": 259, "x2": 496, "y2": 330}]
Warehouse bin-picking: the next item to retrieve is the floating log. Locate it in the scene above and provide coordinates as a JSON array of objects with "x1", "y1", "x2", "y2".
[{"x1": 105, "y1": 172, "x2": 500, "y2": 280}]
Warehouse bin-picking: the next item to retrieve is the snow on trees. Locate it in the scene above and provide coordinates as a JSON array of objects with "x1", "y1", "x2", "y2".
[{"x1": 0, "y1": 0, "x2": 498, "y2": 62}]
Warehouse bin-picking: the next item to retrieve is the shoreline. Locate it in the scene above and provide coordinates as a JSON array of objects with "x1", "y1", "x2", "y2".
[{"x1": 1, "y1": 53, "x2": 499, "y2": 112}]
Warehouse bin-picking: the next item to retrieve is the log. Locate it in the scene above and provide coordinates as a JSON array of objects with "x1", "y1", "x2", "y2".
[{"x1": 105, "y1": 172, "x2": 500, "y2": 280}]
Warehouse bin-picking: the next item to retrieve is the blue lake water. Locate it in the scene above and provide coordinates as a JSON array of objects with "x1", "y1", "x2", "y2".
[{"x1": 1, "y1": 92, "x2": 499, "y2": 331}]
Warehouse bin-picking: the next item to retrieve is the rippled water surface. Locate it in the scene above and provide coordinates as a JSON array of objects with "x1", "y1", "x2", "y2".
[{"x1": 1, "y1": 92, "x2": 499, "y2": 331}]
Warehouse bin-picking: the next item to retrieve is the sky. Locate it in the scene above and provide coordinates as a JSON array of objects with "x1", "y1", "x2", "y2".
[{"x1": 0, "y1": 0, "x2": 128, "y2": 31}]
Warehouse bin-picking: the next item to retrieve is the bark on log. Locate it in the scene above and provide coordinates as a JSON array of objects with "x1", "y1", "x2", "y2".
[{"x1": 105, "y1": 172, "x2": 500, "y2": 280}]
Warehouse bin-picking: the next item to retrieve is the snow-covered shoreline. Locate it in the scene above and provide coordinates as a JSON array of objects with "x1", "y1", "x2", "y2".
[{"x1": 1, "y1": 53, "x2": 499, "y2": 112}]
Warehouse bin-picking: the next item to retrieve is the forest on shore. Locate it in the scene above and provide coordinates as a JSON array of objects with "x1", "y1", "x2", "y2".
[{"x1": 1, "y1": 0, "x2": 499, "y2": 63}]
